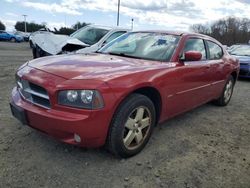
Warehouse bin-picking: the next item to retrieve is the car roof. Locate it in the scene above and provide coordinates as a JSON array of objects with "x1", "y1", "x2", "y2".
[
  {"x1": 132, "y1": 30, "x2": 209, "y2": 37},
  {"x1": 130, "y1": 30, "x2": 221, "y2": 44},
  {"x1": 87, "y1": 24, "x2": 129, "y2": 31}
]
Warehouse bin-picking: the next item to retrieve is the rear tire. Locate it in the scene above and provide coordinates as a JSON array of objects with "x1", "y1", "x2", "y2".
[
  {"x1": 107, "y1": 94, "x2": 156, "y2": 158},
  {"x1": 213, "y1": 75, "x2": 235, "y2": 106}
]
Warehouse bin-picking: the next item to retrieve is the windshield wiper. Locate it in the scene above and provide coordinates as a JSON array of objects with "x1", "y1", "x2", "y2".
[{"x1": 107, "y1": 52, "x2": 143, "y2": 59}]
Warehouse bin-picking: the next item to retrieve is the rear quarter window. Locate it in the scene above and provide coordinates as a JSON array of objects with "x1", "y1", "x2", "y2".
[{"x1": 207, "y1": 41, "x2": 223, "y2": 60}]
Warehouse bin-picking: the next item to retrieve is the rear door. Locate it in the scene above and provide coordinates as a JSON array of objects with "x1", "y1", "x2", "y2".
[{"x1": 205, "y1": 40, "x2": 226, "y2": 98}]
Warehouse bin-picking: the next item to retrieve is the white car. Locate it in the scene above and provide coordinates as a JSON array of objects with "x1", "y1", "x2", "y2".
[
  {"x1": 29, "y1": 28, "x2": 52, "y2": 48},
  {"x1": 32, "y1": 25, "x2": 129, "y2": 58}
]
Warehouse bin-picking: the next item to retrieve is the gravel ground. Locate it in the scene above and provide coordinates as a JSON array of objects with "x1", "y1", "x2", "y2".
[{"x1": 0, "y1": 42, "x2": 250, "y2": 188}]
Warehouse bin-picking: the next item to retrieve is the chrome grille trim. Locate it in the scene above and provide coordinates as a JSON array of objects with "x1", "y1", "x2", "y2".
[
  {"x1": 17, "y1": 78, "x2": 51, "y2": 109},
  {"x1": 18, "y1": 88, "x2": 51, "y2": 110},
  {"x1": 24, "y1": 88, "x2": 49, "y2": 100}
]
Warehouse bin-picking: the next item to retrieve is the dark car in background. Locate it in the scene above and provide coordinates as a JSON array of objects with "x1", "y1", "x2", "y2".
[
  {"x1": 0, "y1": 30, "x2": 24, "y2": 42},
  {"x1": 229, "y1": 44, "x2": 250, "y2": 78}
]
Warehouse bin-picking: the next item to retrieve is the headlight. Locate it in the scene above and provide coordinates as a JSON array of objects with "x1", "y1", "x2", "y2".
[{"x1": 58, "y1": 90, "x2": 104, "y2": 109}]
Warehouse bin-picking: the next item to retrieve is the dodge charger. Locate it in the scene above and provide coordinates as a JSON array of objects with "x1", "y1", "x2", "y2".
[{"x1": 10, "y1": 31, "x2": 239, "y2": 158}]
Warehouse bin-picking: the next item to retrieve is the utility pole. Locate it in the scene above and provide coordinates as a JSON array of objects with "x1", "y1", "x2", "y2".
[
  {"x1": 22, "y1": 14, "x2": 27, "y2": 33},
  {"x1": 117, "y1": 0, "x2": 120, "y2": 26},
  {"x1": 64, "y1": 14, "x2": 66, "y2": 27},
  {"x1": 131, "y1": 18, "x2": 134, "y2": 30}
]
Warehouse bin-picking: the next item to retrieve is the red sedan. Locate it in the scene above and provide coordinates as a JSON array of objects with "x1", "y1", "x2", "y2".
[{"x1": 10, "y1": 31, "x2": 239, "y2": 158}]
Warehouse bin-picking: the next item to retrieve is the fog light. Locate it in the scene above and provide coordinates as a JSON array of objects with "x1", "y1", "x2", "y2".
[{"x1": 74, "y1": 134, "x2": 81, "y2": 143}]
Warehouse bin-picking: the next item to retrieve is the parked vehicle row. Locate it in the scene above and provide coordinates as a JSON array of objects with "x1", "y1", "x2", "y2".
[
  {"x1": 10, "y1": 30, "x2": 239, "y2": 158},
  {"x1": 0, "y1": 30, "x2": 24, "y2": 42}
]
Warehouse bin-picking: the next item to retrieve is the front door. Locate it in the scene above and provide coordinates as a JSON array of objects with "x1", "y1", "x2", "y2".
[{"x1": 165, "y1": 38, "x2": 212, "y2": 118}]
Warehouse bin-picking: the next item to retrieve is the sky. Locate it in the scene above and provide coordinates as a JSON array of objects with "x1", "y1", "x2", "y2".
[{"x1": 1, "y1": 0, "x2": 250, "y2": 32}]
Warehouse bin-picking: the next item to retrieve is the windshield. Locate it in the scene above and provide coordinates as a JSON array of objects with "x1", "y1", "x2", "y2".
[
  {"x1": 99, "y1": 32, "x2": 180, "y2": 61},
  {"x1": 229, "y1": 45, "x2": 250, "y2": 56},
  {"x1": 71, "y1": 26, "x2": 110, "y2": 45}
]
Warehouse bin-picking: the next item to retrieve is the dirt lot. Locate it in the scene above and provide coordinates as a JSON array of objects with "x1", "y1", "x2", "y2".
[{"x1": 0, "y1": 42, "x2": 249, "y2": 188}]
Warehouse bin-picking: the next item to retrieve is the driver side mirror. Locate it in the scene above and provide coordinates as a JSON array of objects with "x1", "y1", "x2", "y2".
[{"x1": 181, "y1": 51, "x2": 202, "y2": 61}]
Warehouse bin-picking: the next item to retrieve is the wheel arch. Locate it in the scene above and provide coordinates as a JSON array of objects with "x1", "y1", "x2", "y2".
[
  {"x1": 131, "y1": 87, "x2": 162, "y2": 124},
  {"x1": 111, "y1": 85, "x2": 162, "y2": 125},
  {"x1": 231, "y1": 71, "x2": 238, "y2": 83}
]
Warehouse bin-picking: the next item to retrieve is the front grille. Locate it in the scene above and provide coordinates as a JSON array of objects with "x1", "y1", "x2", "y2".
[{"x1": 17, "y1": 77, "x2": 51, "y2": 109}]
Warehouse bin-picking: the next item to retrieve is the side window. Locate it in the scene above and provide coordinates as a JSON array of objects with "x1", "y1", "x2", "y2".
[
  {"x1": 104, "y1": 31, "x2": 126, "y2": 44},
  {"x1": 207, "y1": 41, "x2": 223, "y2": 60},
  {"x1": 184, "y1": 38, "x2": 206, "y2": 60}
]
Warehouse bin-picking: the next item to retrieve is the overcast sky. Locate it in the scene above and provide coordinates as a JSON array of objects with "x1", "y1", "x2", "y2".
[{"x1": 1, "y1": 0, "x2": 250, "y2": 31}]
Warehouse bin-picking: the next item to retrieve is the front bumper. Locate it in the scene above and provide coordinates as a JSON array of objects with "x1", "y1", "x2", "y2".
[
  {"x1": 10, "y1": 87, "x2": 111, "y2": 147},
  {"x1": 239, "y1": 64, "x2": 250, "y2": 78}
]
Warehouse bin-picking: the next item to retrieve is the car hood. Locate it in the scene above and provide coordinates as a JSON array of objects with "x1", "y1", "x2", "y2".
[
  {"x1": 27, "y1": 53, "x2": 174, "y2": 81},
  {"x1": 33, "y1": 33, "x2": 89, "y2": 55}
]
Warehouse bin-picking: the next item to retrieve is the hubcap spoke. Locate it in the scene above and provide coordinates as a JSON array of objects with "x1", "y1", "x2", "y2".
[
  {"x1": 125, "y1": 118, "x2": 136, "y2": 130},
  {"x1": 123, "y1": 106, "x2": 152, "y2": 150},
  {"x1": 135, "y1": 129, "x2": 143, "y2": 144},
  {"x1": 135, "y1": 108, "x2": 144, "y2": 121},
  {"x1": 123, "y1": 130, "x2": 136, "y2": 147},
  {"x1": 224, "y1": 80, "x2": 233, "y2": 102},
  {"x1": 140, "y1": 117, "x2": 150, "y2": 129}
]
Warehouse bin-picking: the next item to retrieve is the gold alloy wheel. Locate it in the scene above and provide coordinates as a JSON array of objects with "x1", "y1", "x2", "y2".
[
  {"x1": 123, "y1": 106, "x2": 152, "y2": 150},
  {"x1": 224, "y1": 79, "x2": 233, "y2": 103}
]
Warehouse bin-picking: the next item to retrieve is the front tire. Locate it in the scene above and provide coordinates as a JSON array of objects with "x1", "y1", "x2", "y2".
[
  {"x1": 32, "y1": 45, "x2": 37, "y2": 59},
  {"x1": 213, "y1": 75, "x2": 235, "y2": 106},
  {"x1": 10, "y1": 37, "x2": 16, "y2": 42},
  {"x1": 107, "y1": 94, "x2": 156, "y2": 158}
]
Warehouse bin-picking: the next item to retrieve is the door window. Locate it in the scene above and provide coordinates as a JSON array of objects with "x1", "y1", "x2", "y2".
[
  {"x1": 207, "y1": 41, "x2": 223, "y2": 60},
  {"x1": 183, "y1": 38, "x2": 206, "y2": 60}
]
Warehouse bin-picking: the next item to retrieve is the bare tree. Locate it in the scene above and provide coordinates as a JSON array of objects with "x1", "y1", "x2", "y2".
[{"x1": 190, "y1": 17, "x2": 250, "y2": 45}]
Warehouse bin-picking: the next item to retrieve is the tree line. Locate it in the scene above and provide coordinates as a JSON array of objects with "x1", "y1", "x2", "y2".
[
  {"x1": 0, "y1": 20, "x2": 89, "y2": 35},
  {"x1": 190, "y1": 17, "x2": 250, "y2": 46},
  {"x1": 0, "y1": 21, "x2": 5, "y2": 30}
]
